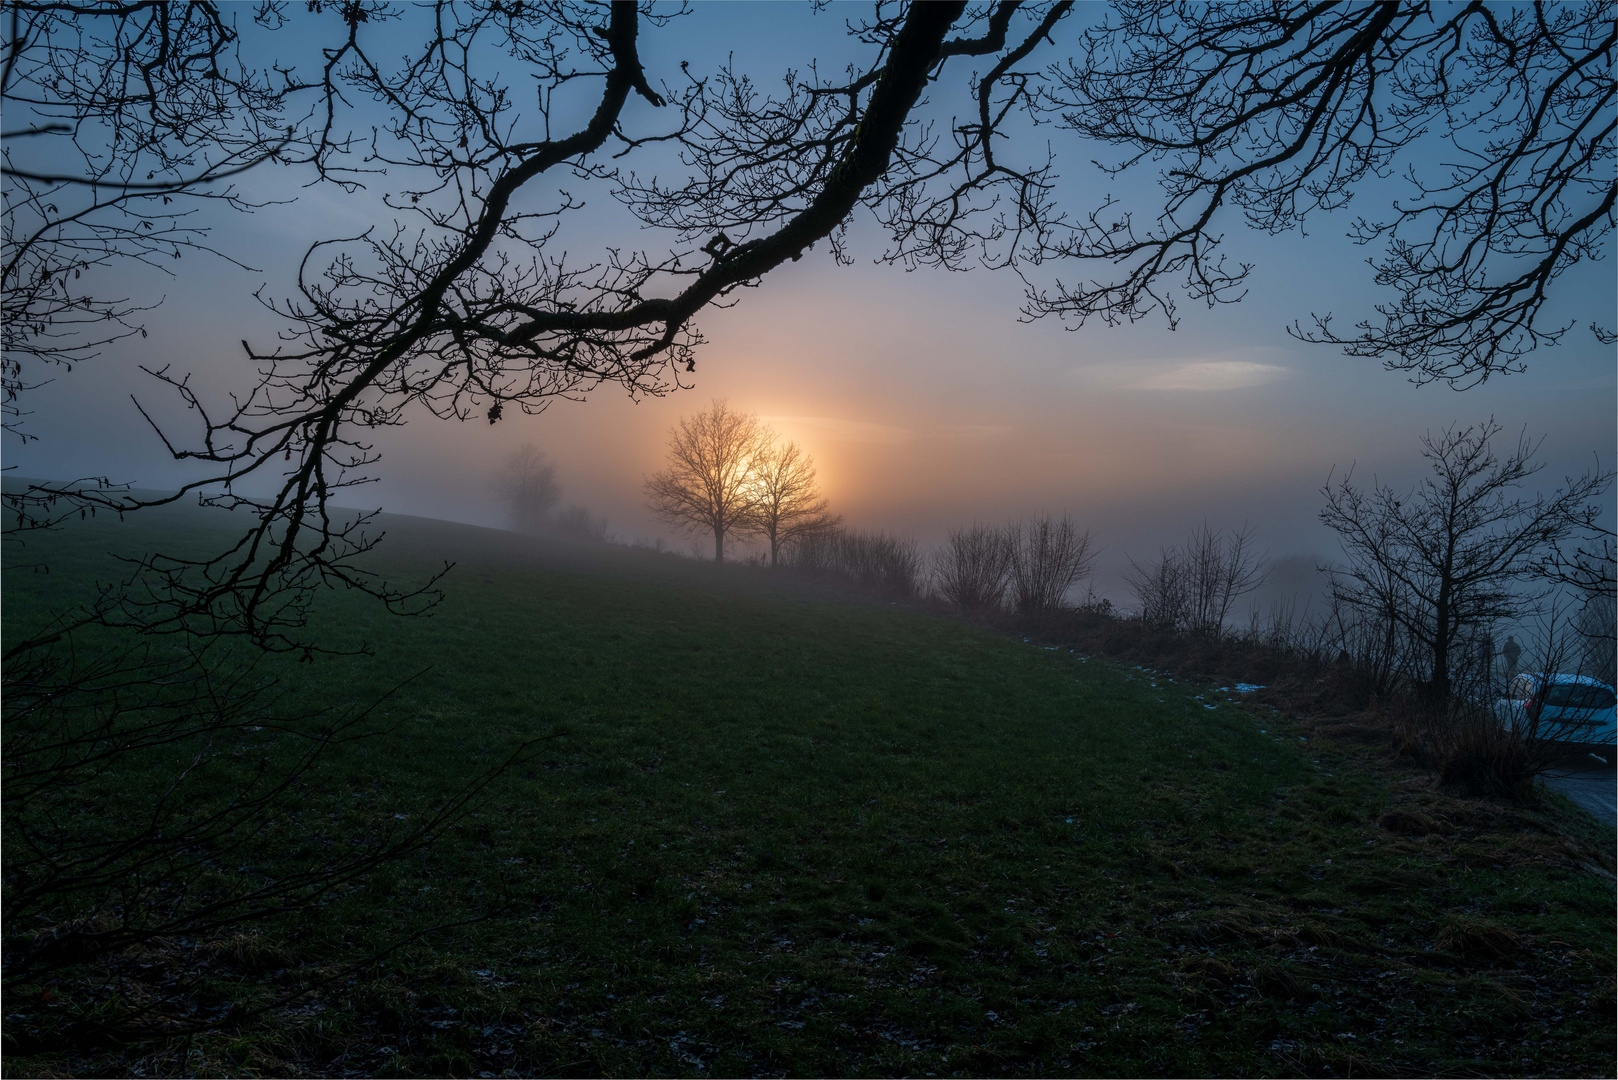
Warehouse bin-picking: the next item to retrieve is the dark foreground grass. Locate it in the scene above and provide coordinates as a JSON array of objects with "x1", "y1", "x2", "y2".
[{"x1": 4, "y1": 506, "x2": 1614, "y2": 1077}]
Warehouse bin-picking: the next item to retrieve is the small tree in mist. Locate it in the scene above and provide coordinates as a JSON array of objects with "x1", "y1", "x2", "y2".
[
  {"x1": 1542, "y1": 520, "x2": 1616, "y2": 685},
  {"x1": 644, "y1": 400, "x2": 768, "y2": 563},
  {"x1": 747, "y1": 440, "x2": 838, "y2": 567},
  {"x1": 493, "y1": 444, "x2": 562, "y2": 534},
  {"x1": 1320, "y1": 419, "x2": 1612, "y2": 710},
  {"x1": 1007, "y1": 514, "x2": 1097, "y2": 614},
  {"x1": 1576, "y1": 589, "x2": 1616, "y2": 686},
  {"x1": 935, "y1": 524, "x2": 1014, "y2": 612}
]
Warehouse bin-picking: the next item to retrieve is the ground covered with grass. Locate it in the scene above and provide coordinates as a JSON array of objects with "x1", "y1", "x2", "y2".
[{"x1": 4, "y1": 508, "x2": 1614, "y2": 1077}]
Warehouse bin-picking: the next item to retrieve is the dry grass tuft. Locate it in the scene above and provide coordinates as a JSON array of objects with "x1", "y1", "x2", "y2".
[
  {"x1": 1177, "y1": 954, "x2": 1236, "y2": 986},
  {"x1": 1377, "y1": 808, "x2": 1442, "y2": 836},
  {"x1": 1435, "y1": 917, "x2": 1523, "y2": 960},
  {"x1": 1294, "y1": 922, "x2": 1352, "y2": 950},
  {"x1": 1248, "y1": 962, "x2": 1312, "y2": 1000}
]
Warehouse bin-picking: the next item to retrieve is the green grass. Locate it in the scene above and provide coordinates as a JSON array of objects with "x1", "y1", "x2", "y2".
[{"x1": 5, "y1": 505, "x2": 1614, "y2": 1077}]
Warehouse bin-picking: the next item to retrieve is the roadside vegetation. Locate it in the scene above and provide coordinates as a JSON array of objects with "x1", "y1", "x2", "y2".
[{"x1": 4, "y1": 505, "x2": 1612, "y2": 1077}]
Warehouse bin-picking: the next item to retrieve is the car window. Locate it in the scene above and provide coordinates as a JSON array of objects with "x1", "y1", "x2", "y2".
[{"x1": 1543, "y1": 684, "x2": 1617, "y2": 710}]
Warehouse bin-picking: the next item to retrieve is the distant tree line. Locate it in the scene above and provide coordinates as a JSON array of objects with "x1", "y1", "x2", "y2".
[{"x1": 641, "y1": 403, "x2": 1613, "y2": 716}]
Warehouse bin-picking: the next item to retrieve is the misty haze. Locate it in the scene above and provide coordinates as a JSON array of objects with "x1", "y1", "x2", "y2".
[{"x1": 4, "y1": 3, "x2": 1614, "y2": 1077}]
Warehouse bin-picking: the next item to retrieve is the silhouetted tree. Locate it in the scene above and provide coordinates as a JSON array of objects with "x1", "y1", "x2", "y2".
[
  {"x1": 1180, "y1": 523, "x2": 1268, "y2": 637},
  {"x1": 1, "y1": 1, "x2": 312, "y2": 441},
  {"x1": 644, "y1": 400, "x2": 768, "y2": 563},
  {"x1": 747, "y1": 440, "x2": 838, "y2": 567},
  {"x1": 1035, "y1": 2, "x2": 1615, "y2": 387},
  {"x1": 493, "y1": 444, "x2": 562, "y2": 534},
  {"x1": 1320, "y1": 420, "x2": 1613, "y2": 709}
]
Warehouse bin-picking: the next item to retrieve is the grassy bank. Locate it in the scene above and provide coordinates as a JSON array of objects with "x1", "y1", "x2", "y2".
[{"x1": 4, "y1": 507, "x2": 1613, "y2": 1077}]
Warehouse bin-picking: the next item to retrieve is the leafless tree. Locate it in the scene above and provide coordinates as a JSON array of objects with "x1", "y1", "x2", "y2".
[
  {"x1": 1537, "y1": 518, "x2": 1616, "y2": 602},
  {"x1": 1123, "y1": 523, "x2": 1264, "y2": 635},
  {"x1": 746, "y1": 439, "x2": 838, "y2": 567},
  {"x1": 644, "y1": 399, "x2": 769, "y2": 563},
  {"x1": 1124, "y1": 545, "x2": 1190, "y2": 632},
  {"x1": 1320, "y1": 419, "x2": 1613, "y2": 709},
  {"x1": 1310, "y1": 563, "x2": 1419, "y2": 698},
  {"x1": 1032, "y1": 2, "x2": 1615, "y2": 387},
  {"x1": 492, "y1": 444, "x2": 562, "y2": 534},
  {"x1": 1572, "y1": 556, "x2": 1617, "y2": 685},
  {"x1": 1180, "y1": 522, "x2": 1268, "y2": 637},
  {"x1": 1, "y1": 1, "x2": 315, "y2": 442},
  {"x1": 935, "y1": 523, "x2": 1013, "y2": 612},
  {"x1": 1006, "y1": 513, "x2": 1096, "y2": 613}
]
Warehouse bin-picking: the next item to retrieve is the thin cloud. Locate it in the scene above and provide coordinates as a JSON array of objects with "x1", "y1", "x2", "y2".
[
  {"x1": 762, "y1": 415, "x2": 914, "y2": 445},
  {"x1": 1130, "y1": 361, "x2": 1291, "y2": 391},
  {"x1": 938, "y1": 423, "x2": 1013, "y2": 442}
]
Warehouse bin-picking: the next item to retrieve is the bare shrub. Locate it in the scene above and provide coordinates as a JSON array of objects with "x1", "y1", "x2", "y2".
[
  {"x1": 839, "y1": 531, "x2": 925, "y2": 598},
  {"x1": 935, "y1": 524, "x2": 1012, "y2": 612},
  {"x1": 1309, "y1": 588, "x2": 1413, "y2": 698},
  {"x1": 1182, "y1": 523, "x2": 1268, "y2": 636},
  {"x1": 1378, "y1": 603, "x2": 1615, "y2": 797},
  {"x1": 552, "y1": 504, "x2": 609, "y2": 543},
  {"x1": 1124, "y1": 524, "x2": 1266, "y2": 635},
  {"x1": 786, "y1": 528, "x2": 924, "y2": 599},
  {"x1": 1124, "y1": 547, "x2": 1190, "y2": 632},
  {"x1": 1006, "y1": 514, "x2": 1097, "y2": 613},
  {"x1": 784, "y1": 528, "x2": 840, "y2": 576},
  {"x1": 1386, "y1": 698, "x2": 1538, "y2": 798}
]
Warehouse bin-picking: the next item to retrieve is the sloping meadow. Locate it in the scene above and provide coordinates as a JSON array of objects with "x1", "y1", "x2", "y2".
[{"x1": 4, "y1": 510, "x2": 1613, "y2": 1077}]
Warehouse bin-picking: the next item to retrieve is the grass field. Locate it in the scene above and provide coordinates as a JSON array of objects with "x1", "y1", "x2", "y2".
[{"x1": 4, "y1": 504, "x2": 1614, "y2": 1077}]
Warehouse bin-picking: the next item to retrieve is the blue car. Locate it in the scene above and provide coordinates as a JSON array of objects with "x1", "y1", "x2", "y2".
[{"x1": 1497, "y1": 673, "x2": 1618, "y2": 753}]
